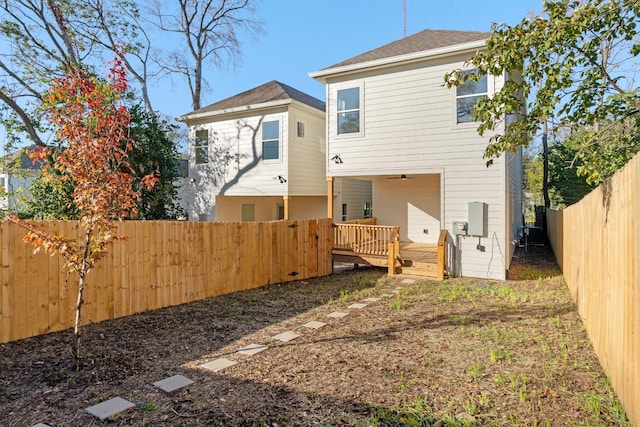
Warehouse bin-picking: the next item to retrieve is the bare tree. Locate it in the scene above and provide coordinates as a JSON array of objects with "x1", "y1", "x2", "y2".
[
  {"x1": 152, "y1": 0, "x2": 263, "y2": 110},
  {"x1": 0, "y1": 0, "x2": 143, "y2": 146}
]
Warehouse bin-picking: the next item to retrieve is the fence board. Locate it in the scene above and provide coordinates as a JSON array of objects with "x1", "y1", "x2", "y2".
[
  {"x1": 0, "y1": 218, "x2": 332, "y2": 344},
  {"x1": 547, "y1": 153, "x2": 640, "y2": 425}
]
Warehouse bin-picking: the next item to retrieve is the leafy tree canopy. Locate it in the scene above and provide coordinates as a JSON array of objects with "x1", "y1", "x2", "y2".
[{"x1": 445, "y1": 0, "x2": 640, "y2": 184}]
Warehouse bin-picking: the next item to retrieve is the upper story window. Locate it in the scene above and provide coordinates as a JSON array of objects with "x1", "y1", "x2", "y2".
[
  {"x1": 262, "y1": 120, "x2": 280, "y2": 160},
  {"x1": 456, "y1": 70, "x2": 488, "y2": 124},
  {"x1": 195, "y1": 129, "x2": 209, "y2": 164},
  {"x1": 337, "y1": 87, "x2": 360, "y2": 134},
  {"x1": 296, "y1": 121, "x2": 305, "y2": 139}
]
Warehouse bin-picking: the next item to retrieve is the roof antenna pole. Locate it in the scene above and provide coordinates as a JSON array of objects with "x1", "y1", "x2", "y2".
[{"x1": 403, "y1": 0, "x2": 407, "y2": 37}]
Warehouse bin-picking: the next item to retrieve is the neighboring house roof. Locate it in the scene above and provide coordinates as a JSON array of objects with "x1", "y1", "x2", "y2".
[
  {"x1": 179, "y1": 80, "x2": 325, "y2": 122},
  {"x1": 310, "y1": 29, "x2": 489, "y2": 81},
  {"x1": 0, "y1": 144, "x2": 48, "y2": 172}
]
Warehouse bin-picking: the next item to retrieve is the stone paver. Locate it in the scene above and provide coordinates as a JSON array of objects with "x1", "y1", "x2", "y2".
[
  {"x1": 85, "y1": 396, "x2": 135, "y2": 421},
  {"x1": 153, "y1": 374, "x2": 193, "y2": 393},
  {"x1": 272, "y1": 331, "x2": 299, "y2": 342},
  {"x1": 327, "y1": 311, "x2": 348, "y2": 318},
  {"x1": 401, "y1": 279, "x2": 415, "y2": 284},
  {"x1": 200, "y1": 358, "x2": 238, "y2": 372},
  {"x1": 381, "y1": 293, "x2": 394, "y2": 298},
  {"x1": 237, "y1": 343, "x2": 268, "y2": 355},
  {"x1": 363, "y1": 297, "x2": 381, "y2": 302},
  {"x1": 31, "y1": 424, "x2": 51, "y2": 427},
  {"x1": 348, "y1": 303, "x2": 368, "y2": 309},
  {"x1": 302, "y1": 320, "x2": 327, "y2": 330}
]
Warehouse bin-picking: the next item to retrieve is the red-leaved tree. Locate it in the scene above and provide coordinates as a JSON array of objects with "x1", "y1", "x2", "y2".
[{"x1": 7, "y1": 56, "x2": 156, "y2": 371}]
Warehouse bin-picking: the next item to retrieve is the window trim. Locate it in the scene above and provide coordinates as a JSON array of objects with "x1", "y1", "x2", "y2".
[
  {"x1": 295, "y1": 119, "x2": 305, "y2": 140},
  {"x1": 334, "y1": 82, "x2": 364, "y2": 138},
  {"x1": 194, "y1": 128, "x2": 209, "y2": 164},
  {"x1": 261, "y1": 119, "x2": 281, "y2": 162},
  {"x1": 453, "y1": 69, "x2": 490, "y2": 126}
]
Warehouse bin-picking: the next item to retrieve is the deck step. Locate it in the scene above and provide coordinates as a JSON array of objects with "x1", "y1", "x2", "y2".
[{"x1": 399, "y1": 261, "x2": 439, "y2": 278}]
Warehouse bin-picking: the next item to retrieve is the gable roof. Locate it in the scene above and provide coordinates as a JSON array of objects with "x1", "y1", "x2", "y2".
[
  {"x1": 179, "y1": 80, "x2": 325, "y2": 121},
  {"x1": 310, "y1": 29, "x2": 489, "y2": 81}
]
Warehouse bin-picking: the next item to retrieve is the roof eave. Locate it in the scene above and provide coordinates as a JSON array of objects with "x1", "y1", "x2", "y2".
[
  {"x1": 178, "y1": 98, "x2": 293, "y2": 123},
  {"x1": 309, "y1": 39, "x2": 487, "y2": 83}
]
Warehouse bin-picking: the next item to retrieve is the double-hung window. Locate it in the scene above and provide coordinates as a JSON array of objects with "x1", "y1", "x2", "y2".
[
  {"x1": 337, "y1": 87, "x2": 360, "y2": 134},
  {"x1": 262, "y1": 120, "x2": 280, "y2": 160},
  {"x1": 455, "y1": 70, "x2": 488, "y2": 124},
  {"x1": 195, "y1": 129, "x2": 209, "y2": 164}
]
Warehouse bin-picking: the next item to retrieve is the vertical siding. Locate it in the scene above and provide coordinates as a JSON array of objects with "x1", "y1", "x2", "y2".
[
  {"x1": 289, "y1": 196, "x2": 327, "y2": 219},
  {"x1": 324, "y1": 54, "x2": 511, "y2": 279},
  {"x1": 215, "y1": 195, "x2": 327, "y2": 221}
]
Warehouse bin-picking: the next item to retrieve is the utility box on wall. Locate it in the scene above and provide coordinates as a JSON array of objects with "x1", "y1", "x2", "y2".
[{"x1": 468, "y1": 202, "x2": 487, "y2": 237}]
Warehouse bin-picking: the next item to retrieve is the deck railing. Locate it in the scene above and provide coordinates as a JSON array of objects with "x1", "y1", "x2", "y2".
[
  {"x1": 333, "y1": 223, "x2": 399, "y2": 256},
  {"x1": 437, "y1": 229, "x2": 448, "y2": 280},
  {"x1": 340, "y1": 217, "x2": 378, "y2": 225}
]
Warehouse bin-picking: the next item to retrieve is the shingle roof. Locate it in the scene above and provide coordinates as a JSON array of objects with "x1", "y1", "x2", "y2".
[
  {"x1": 184, "y1": 80, "x2": 325, "y2": 117},
  {"x1": 321, "y1": 29, "x2": 490, "y2": 70}
]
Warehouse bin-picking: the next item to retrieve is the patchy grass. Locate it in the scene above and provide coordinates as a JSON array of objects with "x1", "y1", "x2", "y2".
[{"x1": 0, "y1": 247, "x2": 631, "y2": 426}]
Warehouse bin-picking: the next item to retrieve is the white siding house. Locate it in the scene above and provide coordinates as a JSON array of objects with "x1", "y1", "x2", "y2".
[
  {"x1": 0, "y1": 145, "x2": 43, "y2": 213},
  {"x1": 178, "y1": 81, "x2": 371, "y2": 222},
  {"x1": 310, "y1": 29, "x2": 523, "y2": 280}
]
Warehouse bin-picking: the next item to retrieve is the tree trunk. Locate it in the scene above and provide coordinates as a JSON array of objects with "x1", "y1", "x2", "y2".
[
  {"x1": 542, "y1": 121, "x2": 550, "y2": 209},
  {"x1": 72, "y1": 272, "x2": 86, "y2": 371}
]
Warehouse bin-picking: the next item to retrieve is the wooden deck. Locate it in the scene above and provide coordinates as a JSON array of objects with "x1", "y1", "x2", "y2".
[{"x1": 332, "y1": 222, "x2": 447, "y2": 279}]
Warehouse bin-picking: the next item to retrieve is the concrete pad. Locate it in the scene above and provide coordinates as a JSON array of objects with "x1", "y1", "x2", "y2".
[
  {"x1": 153, "y1": 374, "x2": 193, "y2": 393},
  {"x1": 200, "y1": 358, "x2": 238, "y2": 372},
  {"x1": 237, "y1": 343, "x2": 268, "y2": 355},
  {"x1": 272, "y1": 331, "x2": 299, "y2": 342},
  {"x1": 327, "y1": 311, "x2": 348, "y2": 318},
  {"x1": 85, "y1": 396, "x2": 135, "y2": 421},
  {"x1": 348, "y1": 303, "x2": 368, "y2": 309},
  {"x1": 303, "y1": 320, "x2": 327, "y2": 329},
  {"x1": 401, "y1": 279, "x2": 415, "y2": 284},
  {"x1": 363, "y1": 297, "x2": 381, "y2": 302}
]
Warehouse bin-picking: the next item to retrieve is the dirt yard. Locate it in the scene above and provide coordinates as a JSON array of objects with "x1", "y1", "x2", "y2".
[{"x1": 0, "y1": 246, "x2": 631, "y2": 426}]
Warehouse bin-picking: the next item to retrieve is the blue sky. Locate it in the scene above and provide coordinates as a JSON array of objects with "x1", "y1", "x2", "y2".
[{"x1": 156, "y1": 0, "x2": 545, "y2": 121}]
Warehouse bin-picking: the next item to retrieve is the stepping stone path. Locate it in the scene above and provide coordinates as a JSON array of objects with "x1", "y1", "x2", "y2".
[
  {"x1": 237, "y1": 343, "x2": 268, "y2": 355},
  {"x1": 37, "y1": 277, "x2": 418, "y2": 426},
  {"x1": 303, "y1": 320, "x2": 327, "y2": 329},
  {"x1": 272, "y1": 331, "x2": 300, "y2": 342},
  {"x1": 327, "y1": 311, "x2": 349, "y2": 318},
  {"x1": 85, "y1": 396, "x2": 135, "y2": 421},
  {"x1": 153, "y1": 374, "x2": 194, "y2": 393},
  {"x1": 200, "y1": 358, "x2": 238, "y2": 372},
  {"x1": 348, "y1": 303, "x2": 368, "y2": 309}
]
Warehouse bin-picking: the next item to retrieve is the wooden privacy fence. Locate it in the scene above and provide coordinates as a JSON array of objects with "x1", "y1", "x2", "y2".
[
  {"x1": 0, "y1": 218, "x2": 333, "y2": 344},
  {"x1": 546, "y1": 153, "x2": 640, "y2": 426}
]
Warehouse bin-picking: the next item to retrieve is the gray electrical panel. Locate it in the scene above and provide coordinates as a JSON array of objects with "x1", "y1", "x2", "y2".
[{"x1": 468, "y1": 202, "x2": 487, "y2": 236}]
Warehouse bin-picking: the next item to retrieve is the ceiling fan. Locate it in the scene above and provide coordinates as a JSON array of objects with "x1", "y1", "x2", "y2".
[{"x1": 386, "y1": 174, "x2": 412, "y2": 180}]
